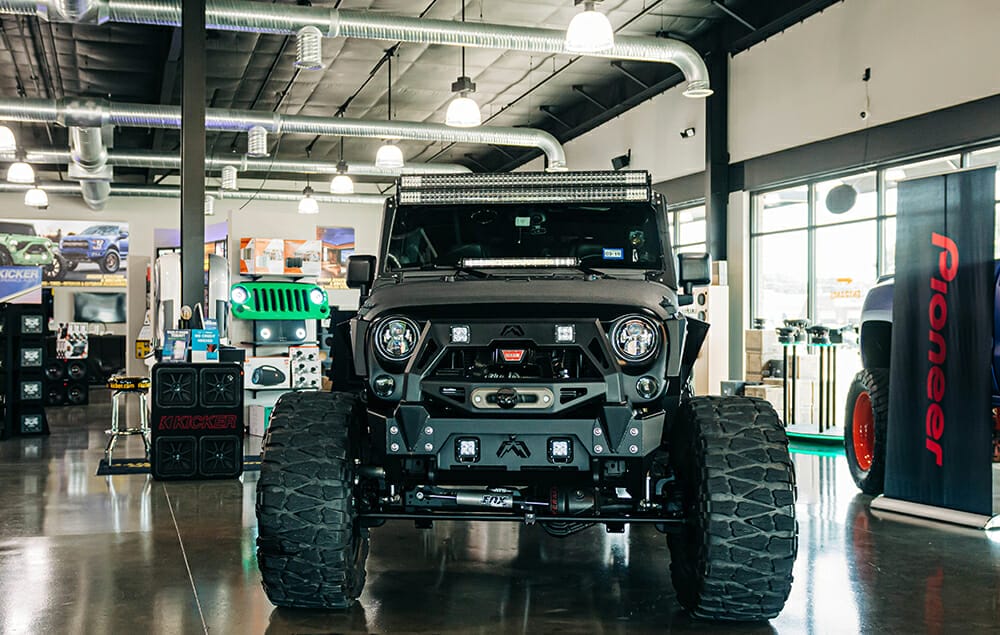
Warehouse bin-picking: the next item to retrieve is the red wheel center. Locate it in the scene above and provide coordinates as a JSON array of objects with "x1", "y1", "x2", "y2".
[{"x1": 852, "y1": 391, "x2": 875, "y2": 471}]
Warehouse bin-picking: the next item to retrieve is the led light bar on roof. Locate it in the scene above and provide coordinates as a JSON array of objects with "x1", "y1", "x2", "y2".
[
  {"x1": 399, "y1": 186, "x2": 649, "y2": 205},
  {"x1": 399, "y1": 170, "x2": 649, "y2": 190},
  {"x1": 461, "y1": 257, "x2": 580, "y2": 268}
]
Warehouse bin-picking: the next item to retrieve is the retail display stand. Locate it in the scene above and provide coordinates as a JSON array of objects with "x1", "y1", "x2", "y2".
[{"x1": 0, "y1": 304, "x2": 51, "y2": 438}]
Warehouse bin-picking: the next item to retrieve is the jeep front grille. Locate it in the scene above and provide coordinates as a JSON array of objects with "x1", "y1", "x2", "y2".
[
  {"x1": 251, "y1": 287, "x2": 308, "y2": 313},
  {"x1": 429, "y1": 346, "x2": 603, "y2": 381}
]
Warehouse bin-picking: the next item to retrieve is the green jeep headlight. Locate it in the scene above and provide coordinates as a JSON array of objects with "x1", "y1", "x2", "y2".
[{"x1": 231, "y1": 285, "x2": 249, "y2": 305}]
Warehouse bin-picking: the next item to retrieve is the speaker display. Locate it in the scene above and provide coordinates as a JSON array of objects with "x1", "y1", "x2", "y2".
[
  {"x1": 255, "y1": 319, "x2": 307, "y2": 343},
  {"x1": 19, "y1": 411, "x2": 45, "y2": 434},
  {"x1": 19, "y1": 314, "x2": 44, "y2": 335},
  {"x1": 20, "y1": 380, "x2": 42, "y2": 402},
  {"x1": 20, "y1": 346, "x2": 43, "y2": 368},
  {"x1": 43, "y1": 357, "x2": 89, "y2": 407},
  {"x1": 150, "y1": 363, "x2": 243, "y2": 480}
]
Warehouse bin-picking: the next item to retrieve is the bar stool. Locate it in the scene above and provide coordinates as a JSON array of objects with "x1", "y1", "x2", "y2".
[{"x1": 105, "y1": 375, "x2": 151, "y2": 462}]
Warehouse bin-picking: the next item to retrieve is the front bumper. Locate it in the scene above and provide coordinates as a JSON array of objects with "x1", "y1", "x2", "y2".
[
  {"x1": 373, "y1": 403, "x2": 664, "y2": 471},
  {"x1": 59, "y1": 246, "x2": 98, "y2": 259}
]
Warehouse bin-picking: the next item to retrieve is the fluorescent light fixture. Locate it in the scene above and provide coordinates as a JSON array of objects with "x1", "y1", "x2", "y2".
[
  {"x1": 0, "y1": 126, "x2": 15, "y2": 154},
  {"x1": 445, "y1": 94, "x2": 482, "y2": 127},
  {"x1": 298, "y1": 185, "x2": 319, "y2": 214},
  {"x1": 375, "y1": 142, "x2": 404, "y2": 169},
  {"x1": 565, "y1": 1, "x2": 615, "y2": 53},
  {"x1": 461, "y1": 257, "x2": 579, "y2": 268},
  {"x1": 7, "y1": 161, "x2": 34, "y2": 184},
  {"x1": 24, "y1": 187, "x2": 47, "y2": 208}
]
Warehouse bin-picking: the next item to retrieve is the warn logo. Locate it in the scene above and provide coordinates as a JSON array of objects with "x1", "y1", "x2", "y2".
[{"x1": 500, "y1": 349, "x2": 526, "y2": 363}]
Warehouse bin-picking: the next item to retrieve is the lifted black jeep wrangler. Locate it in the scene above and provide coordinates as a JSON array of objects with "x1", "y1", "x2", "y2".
[{"x1": 256, "y1": 171, "x2": 797, "y2": 621}]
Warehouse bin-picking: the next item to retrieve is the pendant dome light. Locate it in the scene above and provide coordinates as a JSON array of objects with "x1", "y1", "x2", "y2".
[
  {"x1": 375, "y1": 49, "x2": 405, "y2": 169},
  {"x1": 445, "y1": 1, "x2": 482, "y2": 128},
  {"x1": 7, "y1": 160, "x2": 34, "y2": 184},
  {"x1": 330, "y1": 136, "x2": 355, "y2": 194},
  {"x1": 298, "y1": 185, "x2": 319, "y2": 214},
  {"x1": 0, "y1": 125, "x2": 16, "y2": 154},
  {"x1": 565, "y1": 1, "x2": 615, "y2": 54},
  {"x1": 24, "y1": 186, "x2": 48, "y2": 209}
]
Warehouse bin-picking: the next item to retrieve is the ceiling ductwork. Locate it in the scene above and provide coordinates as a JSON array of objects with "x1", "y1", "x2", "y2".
[
  {"x1": 68, "y1": 126, "x2": 112, "y2": 210},
  {"x1": 0, "y1": 181, "x2": 387, "y2": 205},
  {"x1": 20, "y1": 149, "x2": 471, "y2": 177},
  {"x1": 0, "y1": 0, "x2": 712, "y2": 97},
  {"x1": 0, "y1": 98, "x2": 568, "y2": 170}
]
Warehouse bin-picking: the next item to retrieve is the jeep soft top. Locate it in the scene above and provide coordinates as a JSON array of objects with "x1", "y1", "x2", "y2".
[{"x1": 255, "y1": 170, "x2": 798, "y2": 621}]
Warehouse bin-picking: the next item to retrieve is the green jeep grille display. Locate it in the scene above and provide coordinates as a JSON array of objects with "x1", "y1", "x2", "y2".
[{"x1": 230, "y1": 281, "x2": 329, "y2": 320}]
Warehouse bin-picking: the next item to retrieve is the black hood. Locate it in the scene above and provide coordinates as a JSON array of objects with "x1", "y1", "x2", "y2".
[{"x1": 359, "y1": 276, "x2": 677, "y2": 322}]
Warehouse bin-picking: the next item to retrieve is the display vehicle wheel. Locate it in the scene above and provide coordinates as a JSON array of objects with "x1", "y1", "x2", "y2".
[
  {"x1": 844, "y1": 368, "x2": 889, "y2": 495},
  {"x1": 100, "y1": 249, "x2": 120, "y2": 274},
  {"x1": 256, "y1": 391, "x2": 369, "y2": 609},
  {"x1": 667, "y1": 396, "x2": 797, "y2": 621}
]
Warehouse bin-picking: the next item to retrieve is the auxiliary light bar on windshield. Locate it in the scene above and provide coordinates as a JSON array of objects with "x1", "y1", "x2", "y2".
[
  {"x1": 396, "y1": 170, "x2": 652, "y2": 205},
  {"x1": 460, "y1": 257, "x2": 580, "y2": 268}
]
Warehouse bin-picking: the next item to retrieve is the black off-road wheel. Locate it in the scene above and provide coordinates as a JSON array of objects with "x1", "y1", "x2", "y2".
[
  {"x1": 100, "y1": 248, "x2": 121, "y2": 274},
  {"x1": 844, "y1": 369, "x2": 889, "y2": 496},
  {"x1": 256, "y1": 391, "x2": 370, "y2": 609},
  {"x1": 64, "y1": 259, "x2": 78, "y2": 271},
  {"x1": 43, "y1": 253, "x2": 67, "y2": 281},
  {"x1": 667, "y1": 396, "x2": 797, "y2": 621},
  {"x1": 0, "y1": 248, "x2": 12, "y2": 266}
]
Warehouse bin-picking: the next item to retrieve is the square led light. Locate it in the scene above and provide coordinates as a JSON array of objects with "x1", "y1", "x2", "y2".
[
  {"x1": 555, "y1": 325, "x2": 576, "y2": 343},
  {"x1": 450, "y1": 325, "x2": 471, "y2": 344},
  {"x1": 548, "y1": 438, "x2": 573, "y2": 463},
  {"x1": 456, "y1": 437, "x2": 480, "y2": 462}
]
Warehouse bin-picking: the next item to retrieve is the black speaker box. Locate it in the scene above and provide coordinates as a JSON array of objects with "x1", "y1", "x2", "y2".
[
  {"x1": 15, "y1": 407, "x2": 48, "y2": 435},
  {"x1": 42, "y1": 357, "x2": 89, "y2": 407},
  {"x1": 150, "y1": 362, "x2": 244, "y2": 481}
]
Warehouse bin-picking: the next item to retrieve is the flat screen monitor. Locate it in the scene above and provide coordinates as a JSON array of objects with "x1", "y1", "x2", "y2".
[{"x1": 73, "y1": 292, "x2": 127, "y2": 324}]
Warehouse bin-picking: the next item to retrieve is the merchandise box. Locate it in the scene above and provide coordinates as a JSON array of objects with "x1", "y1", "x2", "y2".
[
  {"x1": 289, "y1": 344, "x2": 322, "y2": 391},
  {"x1": 248, "y1": 404, "x2": 274, "y2": 437},
  {"x1": 244, "y1": 356, "x2": 291, "y2": 390},
  {"x1": 191, "y1": 329, "x2": 220, "y2": 363},
  {"x1": 239, "y1": 237, "x2": 323, "y2": 277}
]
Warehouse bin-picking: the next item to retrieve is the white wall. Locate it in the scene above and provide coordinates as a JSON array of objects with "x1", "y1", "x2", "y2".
[
  {"x1": 518, "y1": 84, "x2": 705, "y2": 181},
  {"x1": 730, "y1": 0, "x2": 1000, "y2": 162}
]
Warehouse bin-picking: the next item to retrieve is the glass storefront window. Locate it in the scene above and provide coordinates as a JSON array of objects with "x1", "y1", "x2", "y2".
[
  {"x1": 754, "y1": 185, "x2": 808, "y2": 233},
  {"x1": 815, "y1": 172, "x2": 876, "y2": 226},
  {"x1": 883, "y1": 154, "x2": 961, "y2": 216},
  {"x1": 753, "y1": 230, "x2": 808, "y2": 326},
  {"x1": 814, "y1": 220, "x2": 877, "y2": 325},
  {"x1": 677, "y1": 206, "x2": 706, "y2": 248}
]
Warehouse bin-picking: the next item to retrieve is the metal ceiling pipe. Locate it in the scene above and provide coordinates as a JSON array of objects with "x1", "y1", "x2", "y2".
[
  {"x1": 68, "y1": 126, "x2": 112, "y2": 210},
  {"x1": 0, "y1": 98, "x2": 568, "y2": 169},
  {"x1": 22, "y1": 148, "x2": 472, "y2": 177},
  {"x1": 0, "y1": 0, "x2": 712, "y2": 96},
  {"x1": 0, "y1": 181, "x2": 387, "y2": 205}
]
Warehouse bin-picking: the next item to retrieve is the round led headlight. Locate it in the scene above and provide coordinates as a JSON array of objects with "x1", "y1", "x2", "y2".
[
  {"x1": 230, "y1": 286, "x2": 249, "y2": 305},
  {"x1": 309, "y1": 287, "x2": 326, "y2": 305},
  {"x1": 375, "y1": 317, "x2": 419, "y2": 361},
  {"x1": 611, "y1": 315, "x2": 658, "y2": 363}
]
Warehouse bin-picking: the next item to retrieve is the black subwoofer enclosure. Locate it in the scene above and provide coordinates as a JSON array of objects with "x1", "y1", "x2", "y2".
[{"x1": 150, "y1": 362, "x2": 244, "y2": 480}]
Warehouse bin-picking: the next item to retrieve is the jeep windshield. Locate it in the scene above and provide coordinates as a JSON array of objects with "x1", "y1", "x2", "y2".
[
  {"x1": 386, "y1": 202, "x2": 666, "y2": 273},
  {"x1": 0, "y1": 222, "x2": 36, "y2": 236}
]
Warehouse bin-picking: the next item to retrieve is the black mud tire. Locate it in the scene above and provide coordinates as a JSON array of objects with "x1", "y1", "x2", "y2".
[
  {"x1": 43, "y1": 253, "x2": 67, "y2": 281},
  {"x1": 0, "y1": 248, "x2": 12, "y2": 266},
  {"x1": 843, "y1": 369, "x2": 889, "y2": 496},
  {"x1": 100, "y1": 248, "x2": 121, "y2": 274},
  {"x1": 256, "y1": 391, "x2": 369, "y2": 609},
  {"x1": 667, "y1": 396, "x2": 797, "y2": 621}
]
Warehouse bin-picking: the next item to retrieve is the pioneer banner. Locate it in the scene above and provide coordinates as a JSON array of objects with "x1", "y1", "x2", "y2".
[{"x1": 884, "y1": 167, "x2": 996, "y2": 516}]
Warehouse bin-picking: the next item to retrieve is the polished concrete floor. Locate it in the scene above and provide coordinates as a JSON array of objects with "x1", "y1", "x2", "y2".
[{"x1": 1, "y1": 390, "x2": 998, "y2": 634}]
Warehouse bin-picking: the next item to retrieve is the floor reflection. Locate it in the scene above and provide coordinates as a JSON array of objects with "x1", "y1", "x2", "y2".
[{"x1": 0, "y1": 392, "x2": 997, "y2": 633}]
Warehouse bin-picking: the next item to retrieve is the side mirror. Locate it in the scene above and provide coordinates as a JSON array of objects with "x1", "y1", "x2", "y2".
[
  {"x1": 346, "y1": 255, "x2": 377, "y2": 298},
  {"x1": 677, "y1": 252, "x2": 711, "y2": 306},
  {"x1": 120, "y1": 231, "x2": 129, "y2": 239}
]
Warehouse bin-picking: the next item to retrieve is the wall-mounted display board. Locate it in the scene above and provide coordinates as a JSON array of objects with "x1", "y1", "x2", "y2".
[{"x1": 0, "y1": 219, "x2": 130, "y2": 287}]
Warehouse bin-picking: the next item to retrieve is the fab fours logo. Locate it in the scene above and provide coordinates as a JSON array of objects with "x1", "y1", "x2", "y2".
[{"x1": 925, "y1": 233, "x2": 957, "y2": 467}]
